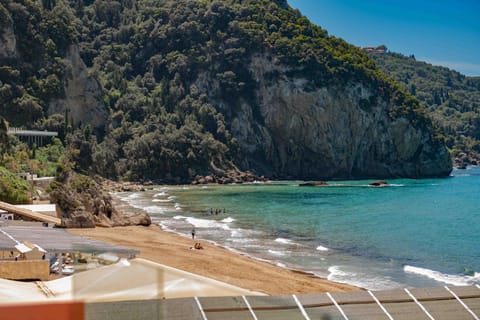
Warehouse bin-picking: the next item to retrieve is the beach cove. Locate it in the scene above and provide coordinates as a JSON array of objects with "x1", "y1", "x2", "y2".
[
  {"x1": 107, "y1": 166, "x2": 480, "y2": 291},
  {"x1": 69, "y1": 225, "x2": 358, "y2": 295}
]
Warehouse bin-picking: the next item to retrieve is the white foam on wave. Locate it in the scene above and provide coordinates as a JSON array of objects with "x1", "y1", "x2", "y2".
[
  {"x1": 117, "y1": 192, "x2": 143, "y2": 205},
  {"x1": 404, "y1": 265, "x2": 479, "y2": 286},
  {"x1": 316, "y1": 245, "x2": 329, "y2": 252},
  {"x1": 275, "y1": 238, "x2": 295, "y2": 245},
  {"x1": 276, "y1": 262, "x2": 286, "y2": 268},
  {"x1": 152, "y1": 199, "x2": 172, "y2": 203},
  {"x1": 230, "y1": 230, "x2": 242, "y2": 237},
  {"x1": 168, "y1": 195, "x2": 177, "y2": 200},
  {"x1": 268, "y1": 249, "x2": 286, "y2": 256},
  {"x1": 182, "y1": 216, "x2": 231, "y2": 230},
  {"x1": 153, "y1": 192, "x2": 168, "y2": 197},
  {"x1": 221, "y1": 217, "x2": 235, "y2": 223},
  {"x1": 142, "y1": 206, "x2": 168, "y2": 214},
  {"x1": 327, "y1": 266, "x2": 351, "y2": 279},
  {"x1": 327, "y1": 265, "x2": 400, "y2": 290},
  {"x1": 228, "y1": 236, "x2": 255, "y2": 243},
  {"x1": 126, "y1": 192, "x2": 142, "y2": 199}
]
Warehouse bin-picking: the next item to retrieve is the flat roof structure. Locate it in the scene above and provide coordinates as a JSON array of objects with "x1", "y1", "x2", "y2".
[
  {"x1": 86, "y1": 285, "x2": 480, "y2": 320},
  {"x1": 0, "y1": 226, "x2": 137, "y2": 255},
  {"x1": 0, "y1": 284, "x2": 466, "y2": 319}
]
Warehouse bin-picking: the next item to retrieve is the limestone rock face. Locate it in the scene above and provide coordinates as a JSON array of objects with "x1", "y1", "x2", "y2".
[
  {"x1": 49, "y1": 45, "x2": 108, "y2": 132},
  {"x1": 0, "y1": 9, "x2": 16, "y2": 59},
  {"x1": 225, "y1": 55, "x2": 451, "y2": 179},
  {"x1": 50, "y1": 173, "x2": 151, "y2": 228}
]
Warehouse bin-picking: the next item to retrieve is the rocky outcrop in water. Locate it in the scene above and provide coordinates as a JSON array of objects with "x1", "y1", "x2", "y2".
[{"x1": 191, "y1": 170, "x2": 268, "y2": 185}]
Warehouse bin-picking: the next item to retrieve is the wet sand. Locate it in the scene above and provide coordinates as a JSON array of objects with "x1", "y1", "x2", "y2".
[{"x1": 69, "y1": 225, "x2": 360, "y2": 295}]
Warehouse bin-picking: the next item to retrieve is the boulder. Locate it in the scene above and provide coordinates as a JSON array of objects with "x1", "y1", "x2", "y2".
[
  {"x1": 369, "y1": 180, "x2": 388, "y2": 187},
  {"x1": 299, "y1": 181, "x2": 328, "y2": 187},
  {"x1": 49, "y1": 172, "x2": 151, "y2": 228}
]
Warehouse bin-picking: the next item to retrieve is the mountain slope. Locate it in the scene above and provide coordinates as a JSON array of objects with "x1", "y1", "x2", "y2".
[
  {"x1": 0, "y1": 0, "x2": 452, "y2": 182},
  {"x1": 370, "y1": 50, "x2": 480, "y2": 167}
]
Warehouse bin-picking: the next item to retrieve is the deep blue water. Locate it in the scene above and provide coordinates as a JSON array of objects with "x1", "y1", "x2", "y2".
[{"x1": 116, "y1": 167, "x2": 480, "y2": 290}]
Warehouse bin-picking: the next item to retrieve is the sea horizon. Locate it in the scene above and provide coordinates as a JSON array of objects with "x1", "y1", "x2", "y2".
[{"x1": 113, "y1": 166, "x2": 480, "y2": 291}]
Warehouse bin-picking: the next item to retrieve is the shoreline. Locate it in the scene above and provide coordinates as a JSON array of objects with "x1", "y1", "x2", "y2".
[{"x1": 69, "y1": 225, "x2": 360, "y2": 295}]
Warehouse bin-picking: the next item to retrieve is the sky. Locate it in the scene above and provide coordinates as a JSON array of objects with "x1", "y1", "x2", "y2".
[{"x1": 287, "y1": 0, "x2": 480, "y2": 76}]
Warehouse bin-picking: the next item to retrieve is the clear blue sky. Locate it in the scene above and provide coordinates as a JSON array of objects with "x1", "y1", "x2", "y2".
[{"x1": 287, "y1": 0, "x2": 480, "y2": 76}]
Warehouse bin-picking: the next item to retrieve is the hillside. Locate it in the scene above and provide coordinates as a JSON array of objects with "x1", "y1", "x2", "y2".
[
  {"x1": 0, "y1": 0, "x2": 451, "y2": 182},
  {"x1": 369, "y1": 50, "x2": 480, "y2": 167}
]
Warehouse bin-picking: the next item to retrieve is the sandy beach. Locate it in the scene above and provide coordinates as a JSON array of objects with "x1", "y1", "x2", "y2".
[{"x1": 69, "y1": 225, "x2": 360, "y2": 295}]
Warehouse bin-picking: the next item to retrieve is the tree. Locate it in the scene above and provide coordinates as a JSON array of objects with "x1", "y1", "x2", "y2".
[{"x1": 0, "y1": 117, "x2": 10, "y2": 163}]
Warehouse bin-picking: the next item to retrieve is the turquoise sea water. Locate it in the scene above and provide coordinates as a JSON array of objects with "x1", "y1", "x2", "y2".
[{"x1": 115, "y1": 167, "x2": 480, "y2": 290}]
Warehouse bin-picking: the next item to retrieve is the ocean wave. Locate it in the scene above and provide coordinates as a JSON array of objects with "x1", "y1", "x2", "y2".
[
  {"x1": 221, "y1": 217, "x2": 235, "y2": 223},
  {"x1": 316, "y1": 245, "x2": 329, "y2": 252},
  {"x1": 153, "y1": 192, "x2": 168, "y2": 197},
  {"x1": 230, "y1": 230, "x2": 242, "y2": 237},
  {"x1": 404, "y1": 265, "x2": 479, "y2": 286},
  {"x1": 327, "y1": 266, "x2": 352, "y2": 278},
  {"x1": 228, "y1": 236, "x2": 256, "y2": 243},
  {"x1": 268, "y1": 249, "x2": 286, "y2": 256},
  {"x1": 117, "y1": 192, "x2": 143, "y2": 203},
  {"x1": 174, "y1": 216, "x2": 231, "y2": 230},
  {"x1": 142, "y1": 206, "x2": 168, "y2": 214},
  {"x1": 327, "y1": 265, "x2": 401, "y2": 290},
  {"x1": 275, "y1": 238, "x2": 295, "y2": 245},
  {"x1": 152, "y1": 199, "x2": 172, "y2": 203}
]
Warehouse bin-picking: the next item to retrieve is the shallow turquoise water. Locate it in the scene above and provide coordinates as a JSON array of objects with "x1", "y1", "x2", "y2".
[{"x1": 117, "y1": 167, "x2": 480, "y2": 290}]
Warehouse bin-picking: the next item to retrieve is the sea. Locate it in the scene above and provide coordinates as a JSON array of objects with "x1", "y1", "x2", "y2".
[{"x1": 113, "y1": 166, "x2": 480, "y2": 291}]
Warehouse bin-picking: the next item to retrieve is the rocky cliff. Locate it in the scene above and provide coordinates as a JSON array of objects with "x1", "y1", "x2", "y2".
[
  {"x1": 224, "y1": 54, "x2": 452, "y2": 179},
  {"x1": 49, "y1": 45, "x2": 108, "y2": 133},
  {"x1": 0, "y1": 20, "x2": 16, "y2": 59}
]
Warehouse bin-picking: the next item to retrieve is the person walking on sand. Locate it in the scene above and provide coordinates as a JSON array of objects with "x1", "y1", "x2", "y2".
[{"x1": 191, "y1": 227, "x2": 196, "y2": 239}]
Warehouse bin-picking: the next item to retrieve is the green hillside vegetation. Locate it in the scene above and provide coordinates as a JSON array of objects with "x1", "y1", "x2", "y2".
[
  {"x1": 2, "y1": 137, "x2": 65, "y2": 177},
  {"x1": 0, "y1": 0, "x2": 446, "y2": 182},
  {"x1": 370, "y1": 50, "x2": 480, "y2": 166},
  {"x1": 0, "y1": 166, "x2": 32, "y2": 204}
]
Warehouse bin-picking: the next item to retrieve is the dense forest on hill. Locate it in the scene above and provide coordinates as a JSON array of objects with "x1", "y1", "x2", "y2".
[
  {"x1": 370, "y1": 51, "x2": 480, "y2": 166},
  {"x1": 0, "y1": 0, "x2": 450, "y2": 183}
]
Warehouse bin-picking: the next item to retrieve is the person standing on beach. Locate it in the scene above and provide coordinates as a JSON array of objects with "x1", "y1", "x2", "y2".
[{"x1": 191, "y1": 227, "x2": 196, "y2": 239}]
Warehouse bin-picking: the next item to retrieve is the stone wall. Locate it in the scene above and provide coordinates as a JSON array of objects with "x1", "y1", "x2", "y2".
[{"x1": 0, "y1": 260, "x2": 50, "y2": 280}]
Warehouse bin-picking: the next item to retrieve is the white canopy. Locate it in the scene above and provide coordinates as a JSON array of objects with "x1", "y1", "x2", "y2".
[{"x1": 0, "y1": 258, "x2": 264, "y2": 303}]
